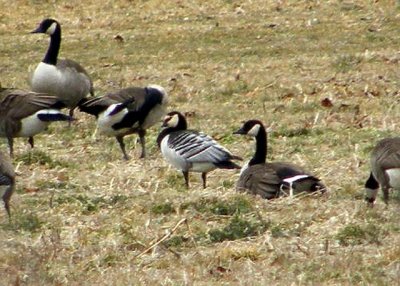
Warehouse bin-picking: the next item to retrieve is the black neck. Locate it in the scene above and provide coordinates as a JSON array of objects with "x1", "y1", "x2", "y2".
[
  {"x1": 249, "y1": 126, "x2": 267, "y2": 166},
  {"x1": 43, "y1": 25, "x2": 61, "y2": 65},
  {"x1": 365, "y1": 172, "x2": 379, "y2": 189}
]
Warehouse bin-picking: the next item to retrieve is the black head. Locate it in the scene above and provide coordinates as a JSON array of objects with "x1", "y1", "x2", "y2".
[
  {"x1": 31, "y1": 18, "x2": 60, "y2": 35},
  {"x1": 161, "y1": 111, "x2": 187, "y2": 130},
  {"x1": 233, "y1": 120, "x2": 265, "y2": 136}
]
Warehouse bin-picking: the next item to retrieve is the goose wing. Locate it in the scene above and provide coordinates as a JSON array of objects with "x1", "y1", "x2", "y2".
[
  {"x1": 58, "y1": 59, "x2": 94, "y2": 96},
  {"x1": 237, "y1": 162, "x2": 318, "y2": 199},
  {"x1": 0, "y1": 89, "x2": 60, "y2": 119},
  {"x1": 371, "y1": 137, "x2": 400, "y2": 170},
  {"x1": 168, "y1": 130, "x2": 235, "y2": 164},
  {"x1": 0, "y1": 151, "x2": 15, "y2": 181}
]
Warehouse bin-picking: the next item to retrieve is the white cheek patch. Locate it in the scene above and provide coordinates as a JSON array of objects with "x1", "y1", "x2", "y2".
[
  {"x1": 46, "y1": 22, "x2": 57, "y2": 35},
  {"x1": 365, "y1": 187, "x2": 378, "y2": 200},
  {"x1": 167, "y1": 114, "x2": 179, "y2": 128},
  {"x1": 247, "y1": 124, "x2": 260, "y2": 136}
]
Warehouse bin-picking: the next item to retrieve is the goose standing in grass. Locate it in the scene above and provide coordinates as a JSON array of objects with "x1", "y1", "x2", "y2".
[
  {"x1": 157, "y1": 111, "x2": 242, "y2": 189},
  {"x1": 79, "y1": 85, "x2": 168, "y2": 160},
  {"x1": 0, "y1": 150, "x2": 15, "y2": 218},
  {"x1": 233, "y1": 120, "x2": 326, "y2": 199},
  {"x1": 0, "y1": 88, "x2": 73, "y2": 156},
  {"x1": 365, "y1": 137, "x2": 400, "y2": 206},
  {"x1": 30, "y1": 18, "x2": 94, "y2": 117}
]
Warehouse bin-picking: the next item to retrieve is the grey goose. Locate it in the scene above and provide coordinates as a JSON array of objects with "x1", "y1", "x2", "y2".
[
  {"x1": 30, "y1": 18, "x2": 94, "y2": 117},
  {"x1": 78, "y1": 85, "x2": 168, "y2": 160},
  {"x1": 0, "y1": 150, "x2": 15, "y2": 218},
  {"x1": 157, "y1": 111, "x2": 241, "y2": 189},
  {"x1": 0, "y1": 88, "x2": 73, "y2": 156},
  {"x1": 365, "y1": 137, "x2": 400, "y2": 206},
  {"x1": 234, "y1": 120, "x2": 326, "y2": 199}
]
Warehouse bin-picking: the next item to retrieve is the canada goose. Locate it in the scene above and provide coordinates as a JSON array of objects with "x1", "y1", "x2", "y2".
[
  {"x1": 233, "y1": 120, "x2": 326, "y2": 199},
  {"x1": 0, "y1": 88, "x2": 73, "y2": 156},
  {"x1": 157, "y1": 111, "x2": 241, "y2": 189},
  {"x1": 0, "y1": 150, "x2": 15, "y2": 218},
  {"x1": 30, "y1": 18, "x2": 94, "y2": 117},
  {"x1": 365, "y1": 137, "x2": 400, "y2": 206},
  {"x1": 78, "y1": 85, "x2": 168, "y2": 160}
]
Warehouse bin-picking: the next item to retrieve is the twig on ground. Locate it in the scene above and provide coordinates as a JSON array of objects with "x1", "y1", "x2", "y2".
[{"x1": 135, "y1": 217, "x2": 187, "y2": 258}]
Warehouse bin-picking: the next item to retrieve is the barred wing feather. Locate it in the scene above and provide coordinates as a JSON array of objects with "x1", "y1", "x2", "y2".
[{"x1": 168, "y1": 131, "x2": 233, "y2": 164}]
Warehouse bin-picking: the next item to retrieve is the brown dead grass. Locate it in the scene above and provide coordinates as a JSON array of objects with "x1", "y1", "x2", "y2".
[{"x1": 1, "y1": 0, "x2": 400, "y2": 285}]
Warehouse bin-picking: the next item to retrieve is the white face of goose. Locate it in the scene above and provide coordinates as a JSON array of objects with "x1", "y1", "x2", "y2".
[
  {"x1": 46, "y1": 22, "x2": 58, "y2": 35},
  {"x1": 247, "y1": 123, "x2": 261, "y2": 137},
  {"x1": 164, "y1": 114, "x2": 179, "y2": 128}
]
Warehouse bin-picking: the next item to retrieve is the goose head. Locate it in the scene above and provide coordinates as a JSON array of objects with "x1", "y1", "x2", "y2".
[
  {"x1": 31, "y1": 18, "x2": 60, "y2": 36},
  {"x1": 161, "y1": 111, "x2": 187, "y2": 130},
  {"x1": 233, "y1": 120, "x2": 264, "y2": 137}
]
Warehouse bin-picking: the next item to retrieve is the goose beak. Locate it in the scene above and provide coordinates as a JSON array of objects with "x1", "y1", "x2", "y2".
[
  {"x1": 233, "y1": 128, "x2": 245, "y2": 135},
  {"x1": 30, "y1": 28, "x2": 41, "y2": 34}
]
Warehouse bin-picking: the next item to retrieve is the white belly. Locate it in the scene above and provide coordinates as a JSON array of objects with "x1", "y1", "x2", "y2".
[
  {"x1": 31, "y1": 62, "x2": 90, "y2": 106},
  {"x1": 386, "y1": 168, "x2": 400, "y2": 189},
  {"x1": 191, "y1": 162, "x2": 216, "y2": 173},
  {"x1": 160, "y1": 136, "x2": 189, "y2": 171},
  {"x1": 97, "y1": 105, "x2": 130, "y2": 136},
  {"x1": 18, "y1": 111, "x2": 52, "y2": 137}
]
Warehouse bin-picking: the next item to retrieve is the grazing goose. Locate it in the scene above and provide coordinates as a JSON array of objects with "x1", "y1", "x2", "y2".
[
  {"x1": 157, "y1": 111, "x2": 241, "y2": 189},
  {"x1": 0, "y1": 88, "x2": 73, "y2": 156},
  {"x1": 30, "y1": 18, "x2": 94, "y2": 117},
  {"x1": 233, "y1": 120, "x2": 326, "y2": 199},
  {"x1": 365, "y1": 137, "x2": 400, "y2": 206},
  {"x1": 0, "y1": 150, "x2": 15, "y2": 218},
  {"x1": 78, "y1": 85, "x2": 168, "y2": 159}
]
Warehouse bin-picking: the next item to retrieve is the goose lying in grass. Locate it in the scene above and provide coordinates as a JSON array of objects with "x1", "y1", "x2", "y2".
[{"x1": 234, "y1": 120, "x2": 326, "y2": 199}]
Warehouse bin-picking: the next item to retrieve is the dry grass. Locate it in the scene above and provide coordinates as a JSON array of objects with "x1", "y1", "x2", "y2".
[{"x1": 1, "y1": 0, "x2": 400, "y2": 285}]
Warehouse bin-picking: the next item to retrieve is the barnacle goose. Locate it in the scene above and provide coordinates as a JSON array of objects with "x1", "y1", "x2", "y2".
[
  {"x1": 0, "y1": 88, "x2": 73, "y2": 156},
  {"x1": 30, "y1": 18, "x2": 94, "y2": 117},
  {"x1": 0, "y1": 150, "x2": 15, "y2": 218},
  {"x1": 234, "y1": 120, "x2": 326, "y2": 199},
  {"x1": 78, "y1": 85, "x2": 168, "y2": 160},
  {"x1": 157, "y1": 111, "x2": 242, "y2": 189},
  {"x1": 365, "y1": 137, "x2": 400, "y2": 206}
]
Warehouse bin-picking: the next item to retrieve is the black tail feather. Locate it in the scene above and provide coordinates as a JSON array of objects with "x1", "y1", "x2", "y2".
[
  {"x1": 215, "y1": 160, "x2": 241, "y2": 169},
  {"x1": 37, "y1": 113, "x2": 74, "y2": 122}
]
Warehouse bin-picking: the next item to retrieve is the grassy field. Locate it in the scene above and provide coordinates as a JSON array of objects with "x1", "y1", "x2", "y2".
[{"x1": 1, "y1": 0, "x2": 400, "y2": 285}]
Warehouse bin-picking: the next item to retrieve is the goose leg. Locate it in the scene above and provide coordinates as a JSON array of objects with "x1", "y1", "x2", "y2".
[
  {"x1": 201, "y1": 172, "x2": 207, "y2": 189},
  {"x1": 138, "y1": 129, "x2": 146, "y2": 159},
  {"x1": 68, "y1": 108, "x2": 75, "y2": 126},
  {"x1": 7, "y1": 136, "x2": 13, "y2": 158},
  {"x1": 382, "y1": 186, "x2": 390, "y2": 206},
  {"x1": 183, "y1": 171, "x2": 189, "y2": 189},
  {"x1": 28, "y1": 136, "x2": 34, "y2": 148},
  {"x1": 116, "y1": 136, "x2": 129, "y2": 160},
  {"x1": 3, "y1": 186, "x2": 12, "y2": 219}
]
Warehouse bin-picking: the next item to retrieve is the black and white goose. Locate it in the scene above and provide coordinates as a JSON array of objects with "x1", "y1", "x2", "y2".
[
  {"x1": 30, "y1": 18, "x2": 94, "y2": 117},
  {"x1": 0, "y1": 150, "x2": 15, "y2": 218},
  {"x1": 0, "y1": 88, "x2": 73, "y2": 156},
  {"x1": 157, "y1": 111, "x2": 242, "y2": 189},
  {"x1": 78, "y1": 85, "x2": 168, "y2": 160},
  {"x1": 233, "y1": 120, "x2": 326, "y2": 199},
  {"x1": 365, "y1": 137, "x2": 400, "y2": 206}
]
